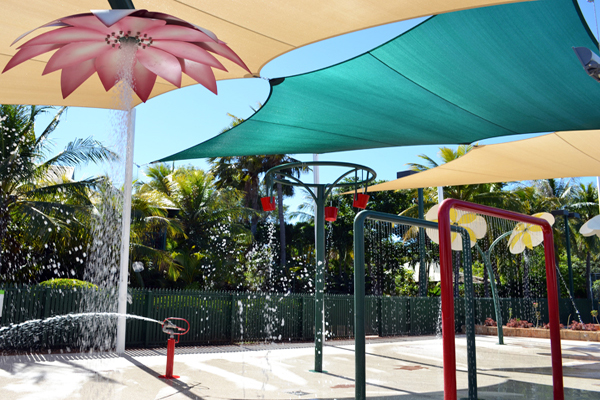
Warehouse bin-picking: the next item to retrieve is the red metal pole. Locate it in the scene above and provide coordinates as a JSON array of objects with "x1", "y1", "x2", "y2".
[
  {"x1": 438, "y1": 200, "x2": 457, "y2": 400},
  {"x1": 159, "y1": 337, "x2": 179, "y2": 379},
  {"x1": 543, "y1": 229, "x2": 565, "y2": 400},
  {"x1": 438, "y1": 199, "x2": 564, "y2": 400}
]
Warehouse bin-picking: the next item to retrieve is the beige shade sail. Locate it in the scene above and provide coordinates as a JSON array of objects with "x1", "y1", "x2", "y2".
[
  {"x1": 364, "y1": 130, "x2": 600, "y2": 192},
  {"x1": 0, "y1": 0, "x2": 528, "y2": 108}
]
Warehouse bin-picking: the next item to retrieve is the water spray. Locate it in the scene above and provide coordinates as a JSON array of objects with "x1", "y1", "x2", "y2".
[{"x1": 158, "y1": 317, "x2": 190, "y2": 380}]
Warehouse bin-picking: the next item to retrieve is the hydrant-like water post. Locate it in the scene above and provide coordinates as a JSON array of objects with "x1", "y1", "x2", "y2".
[{"x1": 158, "y1": 317, "x2": 190, "y2": 379}]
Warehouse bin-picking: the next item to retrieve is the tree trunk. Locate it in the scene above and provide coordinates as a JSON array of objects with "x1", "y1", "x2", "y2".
[
  {"x1": 277, "y1": 181, "x2": 286, "y2": 268},
  {"x1": 249, "y1": 176, "x2": 260, "y2": 237},
  {"x1": 0, "y1": 197, "x2": 10, "y2": 273}
]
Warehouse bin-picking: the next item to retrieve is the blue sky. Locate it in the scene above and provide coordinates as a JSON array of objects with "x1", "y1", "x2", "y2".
[{"x1": 34, "y1": 1, "x2": 599, "y2": 212}]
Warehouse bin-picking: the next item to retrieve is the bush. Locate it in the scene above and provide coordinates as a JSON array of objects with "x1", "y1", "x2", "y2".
[
  {"x1": 38, "y1": 278, "x2": 98, "y2": 290},
  {"x1": 506, "y1": 318, "x2": 533, "y2": 328}
]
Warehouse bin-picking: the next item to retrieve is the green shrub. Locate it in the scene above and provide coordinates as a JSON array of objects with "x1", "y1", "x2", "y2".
[{"x1": 38, "y1": 278, "x2": 98, "y2": 290}]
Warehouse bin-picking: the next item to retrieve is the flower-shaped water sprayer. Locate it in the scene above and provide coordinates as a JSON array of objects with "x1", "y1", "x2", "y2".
[
  {"x1": 2, "y1": 10, "x2": 250, "y2": 102},
  {"x1": 425, "y1": 203, "x2": 487, "y2": 250},
  {"x1": 507, "y1": 212, "x2": 554, "y2": 254}
]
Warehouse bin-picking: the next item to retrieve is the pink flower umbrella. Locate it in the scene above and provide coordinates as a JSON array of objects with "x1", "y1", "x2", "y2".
[{"x1": 2, "y1": 9, "x2": 250, "y2": 102}]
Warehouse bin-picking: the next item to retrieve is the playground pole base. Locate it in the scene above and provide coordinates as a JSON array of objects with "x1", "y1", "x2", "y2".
[{"x1": 158, "y1": 374, "x2": 180, "y2": 379}]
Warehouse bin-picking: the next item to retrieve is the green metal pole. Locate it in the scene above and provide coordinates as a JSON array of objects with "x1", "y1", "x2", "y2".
[
  {"x1": 353, "y1": 211, "x2": 479, "y2": 400},
  {"x1": 564, "y1": 215, "x2": 575, "y2": 300},
  {"x1": 314, "y1": 185, "x2": 326, "y2": 373},
  {"x1": 418, "y1": 188, "x2": 428, "y2": 296},
  {"x1": 484, "y1": 255, "x2": 504, "y2": 345},
  {"x1": 108, "y1": 0, "x2": 135, "y2": 9},
  {"x1": 460, "y1": 231, "x2": 477, "y2": 400},
  {"x1": 475, "y1": 238, "x2": 507, "y2": 345},
  {"x1": 354, "y1": 212, "x2": 367, "y2": 400}
]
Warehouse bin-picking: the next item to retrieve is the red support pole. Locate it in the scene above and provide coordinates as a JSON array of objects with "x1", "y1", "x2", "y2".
[
  {"x1": 159, "y1": 337, "x2": 179, "y2": 379},
  {"x1": 438, "y1": 201, "x2": 457, "y2": 400},
  {"x1": 543, "y1": 229, "x2": 565, "y2": 400},
  {"x1": 438, "y1": 199, "x2": 564, "y2": 400}
]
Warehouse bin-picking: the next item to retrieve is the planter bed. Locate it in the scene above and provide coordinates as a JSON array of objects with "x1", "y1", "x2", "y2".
[{"x1": 475, "y1": 325, "x2": 600, "y2": 341}]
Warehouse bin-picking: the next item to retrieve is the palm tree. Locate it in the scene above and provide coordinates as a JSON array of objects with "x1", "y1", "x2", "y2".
[
  {"x1": 568, "y1": 182, "x2": 599, "y2": 299},
  {"x1": 0, "y1": 105, "x2": 117, "y2": 282},
  {"x1": 209, "y1": 111, "x2": 309, "y2": 269},
  {"x1": 137, "y1": 164, "x2": 250, "y2": 288},
  {"x1": 406, "y1": 145, "x2": 507, "y2": 297}
]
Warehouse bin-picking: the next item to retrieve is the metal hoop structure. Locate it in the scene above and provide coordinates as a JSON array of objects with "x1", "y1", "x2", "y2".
[
  {"x1": 264, "y1": 161, "x2": 375, "y2": 201},
  {"x1": 263, "y1": 161, "x2": 376, "y2": 372}
]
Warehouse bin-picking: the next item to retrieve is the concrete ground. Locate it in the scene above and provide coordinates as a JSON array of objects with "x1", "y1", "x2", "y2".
[{"x1": 0, "y1": 335, "x2": 599, "y2": 399}]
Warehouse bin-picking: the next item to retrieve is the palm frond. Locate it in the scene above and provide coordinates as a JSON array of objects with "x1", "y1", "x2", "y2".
[{"x1": 42, "y1": 137, "x2": 118, "y2": 167}]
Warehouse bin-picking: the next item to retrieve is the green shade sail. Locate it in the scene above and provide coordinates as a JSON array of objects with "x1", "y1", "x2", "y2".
[{"x1": 159, "y1": 0, "x2": 600, "y2": 162}]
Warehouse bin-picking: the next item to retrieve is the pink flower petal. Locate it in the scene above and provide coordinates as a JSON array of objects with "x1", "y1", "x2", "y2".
[
  {"x1": 61, "y1": 58, "x2": 96, "y2": 98},
  {"x1": 18, "y1": 27, "x2": 106, "y2": 49},
  {"x1": 151, "y1": 41, "x2": 225, "y2": 71},
  {"x1": 43, "y1": 42, "x2": 111, "y2": 75},
  {"x1": 191, "y1": 25, "x2": 219, "y2": 42},
  {"x1": 94, "y1": 48, "x2": 125, "y2": 91},
  {"x1": 145, "y1": 25, "x2": 214, "y2": 42},
  {"x1": 2, "y1": 43, "x2": 62, "y2": 73},
  {"x1": 136, "y1": 46, "x2": 182, "y2": 87},
  {"x1": 91, "y1": 9, "x2": 139, "y2": 27},
  {"x1": 180, "y1": 58, "x2": 217, "y2": 94},
  {"x1": 115, "y1": 17, "x2": 166, "y2": 37},
  {"x1": 61, "y1": 15, "x2": 114, "y2": 34},
  {"x1": 11, "y1": 19, "x2": 71, "y2": 46},
  {"x1": 197, "y1": 41, "x2": 250, "y2": 72},
  {"x1": 132, "y1": 61, "x2": 157, "y2": 102}
]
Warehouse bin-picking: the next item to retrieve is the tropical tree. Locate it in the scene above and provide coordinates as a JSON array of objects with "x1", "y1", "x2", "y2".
[
  {"x1": 135, "y1": 164, "x2": 251, "y2": 289},
  {"x1": 567, "y1": 182, "x2": 600, "y2": 298},
  {"x1": 406, "y1": 145, "x2": 507, "y2": 297},
  {"x1": 0, "y1": 105, "x2": 117, "y2": 282}
]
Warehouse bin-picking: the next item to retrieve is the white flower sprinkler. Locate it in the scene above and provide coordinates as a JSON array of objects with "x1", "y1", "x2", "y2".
[
  {"x1": 579, "y1": 215, "x2": 600, "y2": 238},
  {"x1": 507, "y1": 212, "x2": 555, "y2": 254},
  {"x1": 425, "y1": 203, "x2": 487, "y2": 250}
]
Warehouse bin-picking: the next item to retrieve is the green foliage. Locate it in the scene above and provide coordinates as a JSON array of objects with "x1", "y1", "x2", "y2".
[
  {"x1": 38, "y1": 278, "x2": 97, "y2": 289},
  {"x1": 394, "y1": 268, "x2": 419, "y2": 297}
]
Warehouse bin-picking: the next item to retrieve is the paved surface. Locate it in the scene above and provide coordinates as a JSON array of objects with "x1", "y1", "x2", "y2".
[{"x1": 0, "y1": 335, "x2": 599, "y2": 399}]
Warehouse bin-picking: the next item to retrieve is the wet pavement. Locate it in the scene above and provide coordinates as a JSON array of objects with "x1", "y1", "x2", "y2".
[{"x1": 0, "y1": 335, "x2": 598, "y2": 399}]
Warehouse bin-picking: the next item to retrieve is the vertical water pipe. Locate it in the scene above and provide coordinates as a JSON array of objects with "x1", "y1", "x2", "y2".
[
  {"x1": 313, "y1": 185, "x2": 326, "y2": 372},
  {"x1": 312, "y1": 153, "x2": 325, "y2": 372},
  {"x1": 116, "y1": 108, "x2": 136, "y2": 354},
  {"x1": 418, "y1": 188, "x2": 428, "y2": 296}
]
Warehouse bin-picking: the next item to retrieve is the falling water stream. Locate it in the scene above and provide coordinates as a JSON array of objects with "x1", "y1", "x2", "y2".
[{"x1": 555, "y1": 266, "x2": 583, "y2": 324}]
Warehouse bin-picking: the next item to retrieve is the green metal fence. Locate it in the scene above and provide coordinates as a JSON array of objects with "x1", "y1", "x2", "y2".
[{"x1": 0, "y1": 286, "x2": 596, "y2": 350}]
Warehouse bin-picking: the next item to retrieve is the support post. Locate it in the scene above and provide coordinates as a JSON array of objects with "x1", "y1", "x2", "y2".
[
  {"x1": 354, "y1": 213, "x2": 367, "y2": 400},
  {"x1": 159, "y1": 336, "x2": 179, "y2": 379},
  {"x1": 461, "y1": 233, "x2": 477, "y2": 400},
  {"x1": 313, "y1": 185, "x2": 326, "y2": 372},
  {"x1": 563, "y1": 215, "x2": 575, "y2": 300},
  {"x1": 418, "y1": 188, "x2": 428, "y2": 296},
  {"x1": 116, "y1": 108, "x2": 136, "y2": 354}
]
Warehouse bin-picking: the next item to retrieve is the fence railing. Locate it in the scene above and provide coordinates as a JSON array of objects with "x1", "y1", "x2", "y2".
[{"x1": 0, "y1": 286, "x2": 595, "y2": 349}]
